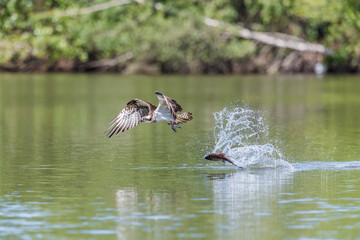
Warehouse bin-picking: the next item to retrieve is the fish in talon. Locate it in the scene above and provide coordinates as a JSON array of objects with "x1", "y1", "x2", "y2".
[{"x1": 171, "y1": 122, "x2": 181, "y2": 132}]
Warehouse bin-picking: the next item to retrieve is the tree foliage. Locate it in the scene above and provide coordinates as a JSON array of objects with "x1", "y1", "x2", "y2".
[{"x1": 0, "y1": 0, "x2": 359, "y2": 72}]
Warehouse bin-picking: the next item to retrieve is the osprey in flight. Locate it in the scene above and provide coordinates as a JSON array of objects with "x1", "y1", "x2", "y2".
[{"x1": 105, "y1": 91, "x2": 193, "y2": 138}]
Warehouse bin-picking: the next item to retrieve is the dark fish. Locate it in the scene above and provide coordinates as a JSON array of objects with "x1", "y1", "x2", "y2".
[{"x1": 204, "y1": 153, "x2": 239, "y2": 167}]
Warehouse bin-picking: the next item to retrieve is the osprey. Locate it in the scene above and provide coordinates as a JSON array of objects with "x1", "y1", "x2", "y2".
[{"x1": 105, "y1": 91, "x2": 193, "y2": 138}]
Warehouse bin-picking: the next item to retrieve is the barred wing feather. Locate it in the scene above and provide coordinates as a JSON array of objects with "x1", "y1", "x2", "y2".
[{"x1": 105, "y1": 99, "x2": 152, "y2": 138}]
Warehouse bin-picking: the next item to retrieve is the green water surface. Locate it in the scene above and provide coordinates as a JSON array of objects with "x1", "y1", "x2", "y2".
[{"x1": 0, "y1": 74, "x2": 359, "y2": 239}]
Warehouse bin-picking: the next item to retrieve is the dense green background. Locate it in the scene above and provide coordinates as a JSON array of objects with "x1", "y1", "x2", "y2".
[{"x1": 1, "y1": 0, "x2": 359, "y2": 73}]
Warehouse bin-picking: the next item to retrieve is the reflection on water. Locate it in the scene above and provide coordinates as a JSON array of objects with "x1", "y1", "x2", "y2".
[
  {"x1": 0, "y1": 192, "x2": 51, "y2": 237},
  {"x1": 114, "y1": 167, "x2": 360, "y2": 239},
  {"x1": 211, "y1": 169, "x2": 294, "y2": 239},
  {"x1": 113, "y1": 169, "x2": 295, "y2": 239}
]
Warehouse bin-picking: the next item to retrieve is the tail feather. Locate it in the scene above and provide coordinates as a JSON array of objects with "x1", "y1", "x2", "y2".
[{"x1": 176, "y1": 112, "x2": 193, "y2": 124}]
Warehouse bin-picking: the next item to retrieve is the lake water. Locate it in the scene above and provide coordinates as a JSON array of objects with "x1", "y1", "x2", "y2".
[{"x1": 0, "y1": 74, "x2": 359, "y2": 239}]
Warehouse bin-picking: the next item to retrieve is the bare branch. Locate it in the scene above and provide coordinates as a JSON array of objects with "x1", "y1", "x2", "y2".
[
  {"x1": 35, "y1": 0, "x2": 142, "y2": 18},
  {"x1": 204, "y1": 18, "x2": 333, "y2": 55},
  {"x1": 78, "y1": 52, "x2": 134, "y2": 70}
]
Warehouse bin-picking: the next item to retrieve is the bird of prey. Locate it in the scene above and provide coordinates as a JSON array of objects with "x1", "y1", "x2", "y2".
[{"x1": 105, "y1": 91, "x2": 193, "y2": 138}]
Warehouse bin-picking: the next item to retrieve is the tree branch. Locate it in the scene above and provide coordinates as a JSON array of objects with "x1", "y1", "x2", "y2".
[
  {"x1": 78, "y1": 52, "x2": 134, "y2": 70},
  {"x1": 35, "y1": 0, "x2": 142, "y2": 18},
  {"x1": 204, "y1": 18, "x2": 333, "y2": 55}
]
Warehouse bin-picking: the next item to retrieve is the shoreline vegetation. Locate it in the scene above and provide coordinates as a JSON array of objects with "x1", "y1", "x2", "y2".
[{"x1": 1, "y1": 0, "x2": 359, "y2": 74}]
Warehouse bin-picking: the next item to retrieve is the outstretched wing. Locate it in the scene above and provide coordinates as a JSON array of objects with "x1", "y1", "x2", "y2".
[
  {"x1": 105, "y1": 99, "x2": 153, "y2": 138},
  {"x1": 154, "y1": 91, "x2": 182, "y2": 120},
  {"x1": 166, "y1": 95, "x2": 182, "y2": 112}
]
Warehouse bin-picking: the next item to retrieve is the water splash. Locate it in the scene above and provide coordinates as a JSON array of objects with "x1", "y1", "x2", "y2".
[{"x1": 212, "y1": 106, "x2": 293, "y2": 169}]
